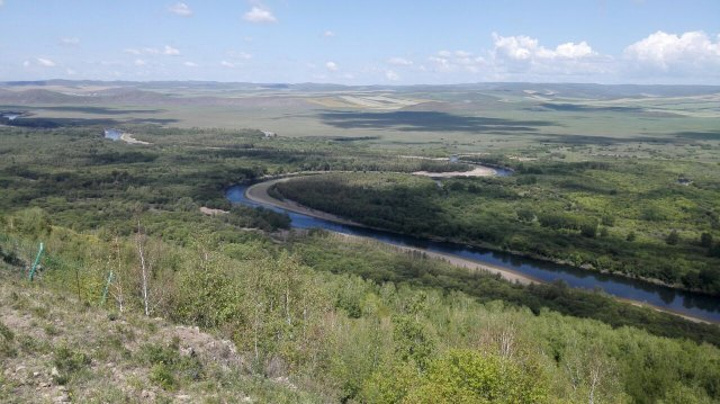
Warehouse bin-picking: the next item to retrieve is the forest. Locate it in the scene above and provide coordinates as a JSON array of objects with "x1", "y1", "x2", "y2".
[
  {"x1": 1, "y1": 122, "x2": 720, "y2": 402},
  {"x1": 274, "y1": 164, "x2": 720, "y2": 296}
]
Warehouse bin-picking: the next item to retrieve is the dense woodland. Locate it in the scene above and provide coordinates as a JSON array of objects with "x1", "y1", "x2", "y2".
[
  {"x1": 2, "y1": 124, "x2": 720, "y2": 402},
  {"x1": 275, "y1": 165, "x2": 720, "y2": 296}
]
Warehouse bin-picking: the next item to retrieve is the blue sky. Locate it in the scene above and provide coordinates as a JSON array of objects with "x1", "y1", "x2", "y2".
[{"x1": 1, "y1": 0, "x2": 719, "y2": 84}]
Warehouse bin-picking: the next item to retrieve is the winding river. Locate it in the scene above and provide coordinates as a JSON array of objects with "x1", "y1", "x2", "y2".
[{"x1": 227, "y1": 176, "x2": 720, "y2": 324}]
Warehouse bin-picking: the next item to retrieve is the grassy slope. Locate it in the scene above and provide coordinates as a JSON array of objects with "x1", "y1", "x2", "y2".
[{"x1": 0, "y1": 266, "x2": 318, "y2": 404}]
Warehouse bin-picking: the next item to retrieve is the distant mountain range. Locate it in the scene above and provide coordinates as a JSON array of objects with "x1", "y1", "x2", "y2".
[{"x1": 1, "y1": 80, "x2": 719, "y2": 109}]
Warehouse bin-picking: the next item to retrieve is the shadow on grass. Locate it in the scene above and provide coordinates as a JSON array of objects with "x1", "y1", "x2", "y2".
[
  {"x1": 24, "y1": 106, "x2": 165, "y2": 115},
  {"x1": 672, "y1": 131, "x2": 720, "y2": 141},
  {"x1": 2, "y1": 116, "x2": 178, "y2": 128},
  {"x1": 318, "y1": 110, "x2": 555, "y2": 132}
]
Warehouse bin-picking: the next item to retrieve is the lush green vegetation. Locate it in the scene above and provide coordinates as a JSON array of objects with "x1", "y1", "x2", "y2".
[
  {"x1": 2, "y1": 87, "x2": 720, "y2": 402},
  {"x1": 3, "y1": 212, "x2": 720, "y2": 403},
  {"x1": 275, "y1": 164, "x2": 720, "y2": 295}
]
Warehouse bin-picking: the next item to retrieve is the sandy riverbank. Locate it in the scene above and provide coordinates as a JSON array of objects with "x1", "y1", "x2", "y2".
[
  {"x1": 245, "y1": 178, "x2": 537, "y2": 285},
  {"x1": 121, "y1": 133, "x2": 151, "y2": 145},
  {"x1": 413, "y1": 166, "x2": 496, "y2": 178},
  {"x1": 246, "y1": 178, "x2": 363, "y2": 226},
  {"x1": 243, "y1": 176, "x2": 716, "y2": 325}
]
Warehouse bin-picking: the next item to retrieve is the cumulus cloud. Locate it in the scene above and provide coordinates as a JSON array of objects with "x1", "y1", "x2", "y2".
[
  {"x1": 387, "y1": 57, "x2": 413, "y2": 66},
  {"x1": 36, "y1": 58, "x2": 56, "y2": 67},
  {"x1": 323, "y1": 30, "x2": 335, "y2": 37},
  {"x1": 59, "y1": 37, "x2": 80, "y2": 46},
  {"x1": 221, "y1": 60, "x2": 236, "y2": 68},
  {"x1": 134, "y1": 59, "x2": 146, "y2": 66},
  {"x1": 624, "y1": 31, "x2": 720, "y2": 74},
  {"x1": 243, "y1": 6, "x2": 276, "y2": 23},
  {"x1": 427, "y1": 50, "x2": 486, "y2": 73},
  {"x1": 184, "y1": 61, "x2": 198, "y2": 67},
  {"x1": 169, "y1": 2, "x2": 193, "y2": 16},
  {"x1": 325, "y1": 61, "x2": 338, "y2": 71},
  {"x1": 491, "y1": 33, "x2": 605, "y2": 75}
]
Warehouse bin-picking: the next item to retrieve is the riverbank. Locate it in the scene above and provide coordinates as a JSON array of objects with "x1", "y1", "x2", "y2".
[
  {"x1": 242, "y1": 178, "x2": 717, "y2": 325},
  {"x1": 248, "y1": 180, "x2": 555, "y2": 286},
  {"x1": 246, "y1": 178, "x2": 364, "y2": 226}
]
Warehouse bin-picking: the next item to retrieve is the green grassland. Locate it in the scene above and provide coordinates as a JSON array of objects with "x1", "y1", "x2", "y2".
[{"x1": 2, "y1": 80, "x2": 720, "y2": 402}]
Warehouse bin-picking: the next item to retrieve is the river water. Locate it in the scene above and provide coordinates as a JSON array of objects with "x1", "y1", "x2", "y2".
[{"x1": 227, "y1": 183, "x2": 720, "y2": 323}]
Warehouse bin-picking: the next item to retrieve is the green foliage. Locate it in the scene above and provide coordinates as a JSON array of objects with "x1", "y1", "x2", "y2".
[
  {"x1": 276, "y1": 167, "x2": 720, "y2": 295},
  {"x1": 0, "y1": 321, "x2": 16, "y2": 358},
  {"x1": 393, "y1": 315, "x2": 434, "y2": 369},
  {"x1": 2, "y1": 116, "x2": 720, "y2": 402},
  {"x1": 138, "y1": 342, "x2": 204, "y2": 390},
  {"x1": 666, "y1": 230, "x2": 680, "y2": 245},
  {"x1": 406, "y1": 350, "x2": 548, "y2": 404},
  {"x1": 53, "y1": 346, "x2": 92, "y2": 384},
  {"x1": 700, "y1": 232, "x2": 713, "y2": 247},
  {"x1": 10, "y1": 207, "x2": 52, "y2": 238}
]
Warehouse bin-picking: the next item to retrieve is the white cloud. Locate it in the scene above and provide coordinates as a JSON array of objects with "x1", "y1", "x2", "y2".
[
  {"x1": 221, "y1": 60, "x2": 236, "y2": 68},
  {"x1": 184, "y1": 61, "x2": 198, "y2": 67},
  {"x1": 385, "y1": 70, "x2": 399, "y2": 81},
  {"x1": 323, "y1": 30, "x2": 335, "y2": 37},
  {"x1": 325, "y1": 61, "x2": 338, "y2": 71},
  {"x1": 555, "y1": 41, "x2": 594, "y2": 58},
  {"x1": 163, "y1": 45, "x2": 180, "y2": 55},
  {"x1": 66, "y1": 68, "x2": 76, "y2": 75},
  {"x1": 124, "y1": 48, "x2": 142, "y2": 55},
  {"x1": 427, "y1": 50, "x2": 486, "y2": 73},
  {"x1": 492, "y1": 33, "x2": 598, "y2": 62},
  {"x1": 134, "y1": 59, "x2": 146, "y2": 66},
  {"x1": 22, "y1": 60, "x2": 30, "y2": 68},
  {"x1": 624, "y1": 31, "x2": 720, "y2": 73},
  {"x1": 243, "y1": 6, "x2": 277, "y2": 23},
  {"x1": 169, "y1": 2, "x2": 193, "y2": 17},
  {"x1": 60, "y1": 37, "x2": 80, "y2": 46},
  {"x1": 36, "y1": 58, "x2": 56, "y2": 67},
  {"x1": 387, "y1": 57, "x2": 413, "y2": 66},
  {"x1": 491, "y1": 33, "x2": 604, "y2": 75}
]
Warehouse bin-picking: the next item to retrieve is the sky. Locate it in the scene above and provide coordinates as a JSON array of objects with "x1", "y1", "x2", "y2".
[{"x1": 1, "y1": 0, "x2": 719, "y2": 85}]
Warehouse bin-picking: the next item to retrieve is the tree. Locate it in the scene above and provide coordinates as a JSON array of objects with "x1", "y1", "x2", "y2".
[
  {"x1": 700, "y1": 232, "x2": 713, "y2": 248},
  {"x1": 666, "y1": 230, "x2": 680, "y2": 246},
  {"x1": 405, "y1": 349, "x2": 548, "y2": 404},
  {"x1": 581, "y1": 221, "x2": 598, "y2": 238},
  {"x1": 136, "y1": 227, "x2": 151, "y2": 317}
]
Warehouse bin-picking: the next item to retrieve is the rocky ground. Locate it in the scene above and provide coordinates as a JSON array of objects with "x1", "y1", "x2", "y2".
[{"x1": 0, "y1": 267, "x2": 312, "y2": 403}]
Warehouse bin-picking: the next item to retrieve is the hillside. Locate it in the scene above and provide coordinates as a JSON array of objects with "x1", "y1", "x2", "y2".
[{"x1": 0, "y1": 266, "x2": 312, "y2": 403}]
